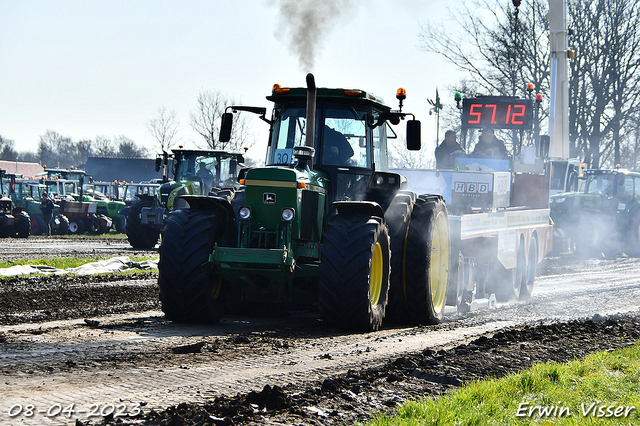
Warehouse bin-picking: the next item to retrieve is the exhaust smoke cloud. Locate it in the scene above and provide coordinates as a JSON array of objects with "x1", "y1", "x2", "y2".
[{"x1": 274, "y1": 0, "x2": 354, "y2": 71}]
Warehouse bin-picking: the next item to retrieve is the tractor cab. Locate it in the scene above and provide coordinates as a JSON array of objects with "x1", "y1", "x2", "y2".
[
  {"x1": 172, "y1": 149, "x2": 244, "y2": 195},
  {"x1": 265, "y1": 89, "x2": 395, "y2": 203}
]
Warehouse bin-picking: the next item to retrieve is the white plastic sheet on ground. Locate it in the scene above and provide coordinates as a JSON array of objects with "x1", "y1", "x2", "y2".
[{"x1": 0, "y1": 256, "x2": 159, "y2": 277}]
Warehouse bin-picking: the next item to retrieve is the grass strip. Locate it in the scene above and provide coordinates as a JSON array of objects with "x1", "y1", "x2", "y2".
[{"x1": 367, "y1": 343, "x2": 640, "y2": 425}]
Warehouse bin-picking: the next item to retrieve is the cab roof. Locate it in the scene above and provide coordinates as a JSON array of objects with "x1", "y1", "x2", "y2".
[
  {"x1": 171, "y1": 149, "x2": 245, "y2": 156},
  {"x1": 267, "y1": 87, "x2": 390, "y2": 111}
]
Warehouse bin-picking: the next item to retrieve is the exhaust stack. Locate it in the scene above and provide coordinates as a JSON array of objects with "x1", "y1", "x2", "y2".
[{"x1": 305, "y1": 73, "x2": 316, "y2": 148}]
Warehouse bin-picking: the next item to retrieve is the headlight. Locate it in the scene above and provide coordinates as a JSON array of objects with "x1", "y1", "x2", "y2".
[
  {"x1": 281, "y1": 208, "x2": 295, "y2": 221},
  {"x1": 239, "y1": 206, "x2": 251, "y2": 220},
  {"x1": 376, "y1": 175, "x2": 385, "y2": 185},
  {"x1": 554, "y1": 197, "x2": 566, "y2": 203}
]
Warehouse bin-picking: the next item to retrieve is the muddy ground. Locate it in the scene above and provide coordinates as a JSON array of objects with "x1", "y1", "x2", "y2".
[{"x1": 1, "y1": 238, "x2": 640, "y2": 425}]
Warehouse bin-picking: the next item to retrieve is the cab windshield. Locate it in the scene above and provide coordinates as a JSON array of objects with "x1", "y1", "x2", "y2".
[
  {"x1": 175, "y1": 154, "x2": 236, "y2": 186},
  {"x1": 267, "y1": 103, "x2": 383, "y2": 169},
  {"x1": 585, "y1": 174, "x2": 616, "y2": 196}
]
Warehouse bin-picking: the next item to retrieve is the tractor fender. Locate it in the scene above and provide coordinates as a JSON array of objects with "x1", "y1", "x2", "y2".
[
  {"x1": 137, "y1": 193, "x2": 156, "y2": 202},
  {"x1": 332, "y1": 201, "x2": 384, "y2": 218},
  {"x1": 180, "y1": 195, "x2": 238, "y2": 245}
]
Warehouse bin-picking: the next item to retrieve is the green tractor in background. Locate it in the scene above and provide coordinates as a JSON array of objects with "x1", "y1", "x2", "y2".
[
  {"x1": 0, "y1": 170, "x2": 30, "y2": 238},
  {"x1": 157, "y1": 74, "x2": 450, "y2": 331},
  {"x1": 550, "y1": 167, "x2": 640, "y2": 256},
  {"x1": 126, "y1": 149, "x2": 246, "y2": 248},
  {"x1": 10, "y1": 179, "x2": 71, "y2": 235},
  {"x1": 79, "y1": 185, "x2": 126, "y2": 232}
]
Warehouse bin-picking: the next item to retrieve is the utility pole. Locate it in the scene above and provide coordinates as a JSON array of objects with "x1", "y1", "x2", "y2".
[{"x1": 547, "y1": 0, "x2": 571, "y2": 159}]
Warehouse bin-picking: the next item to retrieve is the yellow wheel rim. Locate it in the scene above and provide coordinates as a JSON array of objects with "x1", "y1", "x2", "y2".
[
  {"x1": 210, "y1": 275, "x2": 223, "y2": 299},
  {"x1": 370, "y1": 242, "x2": 383, "y2": 307},
  {"x1": 429, "y1": 211, "x2": 449, "y2": 312}
]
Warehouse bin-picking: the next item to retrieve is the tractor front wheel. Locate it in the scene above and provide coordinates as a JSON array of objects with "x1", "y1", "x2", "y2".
[
  {"x1": 158, "y1": 209, "x2": 227, "y2": 323},
  {"x1": 52, "y1": 214, "x2": 70, "y2": 235},
  {"x1": 15, "y1": 211, "x2": 30, "y2": 238},
  {"x1": 126, "y1": 201, "x2": 160, "y2": 248},
  {"x1": 319, "y1": 214, "x2": 391, "y2": 332}
]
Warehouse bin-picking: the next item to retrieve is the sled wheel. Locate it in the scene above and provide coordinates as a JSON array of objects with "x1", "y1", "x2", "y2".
[
  {"x1": 520, "y1": 236, "x2": 538, "y2": 300},
  {"x1": 496, "y1": 238, "x2": 526, "y2": 302}
]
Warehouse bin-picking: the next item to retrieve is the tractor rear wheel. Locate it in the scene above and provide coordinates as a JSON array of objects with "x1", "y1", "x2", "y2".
[
  {"x1": 158, "y1": 209, "x2": 227, "y2": 323},
  {"x1": 628, "y1": 214, "x2": 640, "y2": 256},
  {"x1": 15, "y1": 211, "x2": 30, "y2": 238},
  {"x1": 52, "y1": 214, "x2": 70, "y2": 235},
  {"x1": 385, "y1": 193, "x2": 414, "y2": 321},
  {"x1": 126, "y1": 200, "x2": 159, "y2": 248},
  {"x1": 404, "y1": 196, "x2": 449, "y2": 325},
  {"x1": 31, "y1": 215, "x2": 46, "y2": 235},
  {"x1": 68, "y1": 219, "x2": 85, "y2": 234},
  {"x1": 319, "y1": 214, "x2": 390, "y2": 331}
]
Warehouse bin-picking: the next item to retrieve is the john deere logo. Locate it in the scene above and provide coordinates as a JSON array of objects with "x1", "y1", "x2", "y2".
[{"x1": 263, "y1": 193, "x2": 276, "y2": 204}]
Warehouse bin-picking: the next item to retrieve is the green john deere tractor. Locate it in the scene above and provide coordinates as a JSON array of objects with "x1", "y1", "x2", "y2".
[
  {"x1": 157, "y1": 74, "x2": 450, "y2": 331},
  {"x1": 550, "y1": 167, "x2": 640, "y2": 256},
  {"x1": 126, "y1": 149, "x2": 246, "y2": 248}
]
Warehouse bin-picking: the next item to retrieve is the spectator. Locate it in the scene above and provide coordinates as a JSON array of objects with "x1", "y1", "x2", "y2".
[
  {"x1": 472, "y1": 128, "x2": 508, "y2": 157},
  {"x1": 40, "y1": 192, "x2": 54, "y2": 237},
  {"x1": 435, "y1": 130, "x2": 464, "y2": 169}
]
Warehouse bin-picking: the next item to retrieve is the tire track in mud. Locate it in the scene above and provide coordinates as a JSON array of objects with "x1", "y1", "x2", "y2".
[{"x1": 1, "y1": 255, "x2": 640, "y2": 425}]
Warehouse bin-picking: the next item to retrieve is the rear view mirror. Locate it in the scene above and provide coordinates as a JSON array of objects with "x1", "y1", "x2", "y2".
[
  {"x1": 406, "y1": 120, "x2": 421, "y2": 151},
  {"x1": 155, "y1": 157, "x2": 162, "y2": 172},
  {"x1": 220, "y1": 112, "x2": 233, "y2": 143}
]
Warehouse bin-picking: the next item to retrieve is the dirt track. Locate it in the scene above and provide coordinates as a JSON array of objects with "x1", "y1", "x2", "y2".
[{"x1": 1, "y1": 237, "x2": 640, "y2": 425}]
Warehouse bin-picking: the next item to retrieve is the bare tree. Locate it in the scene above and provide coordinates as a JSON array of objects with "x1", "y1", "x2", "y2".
[
  {"x1": 114, "y1": 135, "x2": 147, "y2": 158},
  {"x1": 421, "y1": 0, "x2": 640, "y2": 168},
  {"x1": 92, "y1": 135, "x2": 117, "y2": 157},
  {"x1": 148, "y1": 106, "x2": 181, "y2": 153},
  {"x1": 38, "y1": 130, "x2": 75, "y2": 168},
  {"x1": 0, "y1": 135, "x2": 18, "y2": 161},
  {"x1": 569, "y1": 0, "x2": 640, "y2": 168},
  {"x1": 420, "y1": 0, "x2": 550, "y2": 153},
  {"x1": 189, "y1": 90, "x2": 254, "y2": 152},
  {"x1": 388, "y1": 136, "x2": 434, "y2": 170}
]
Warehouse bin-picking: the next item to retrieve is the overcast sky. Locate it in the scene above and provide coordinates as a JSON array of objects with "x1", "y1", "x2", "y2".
[{"x1": 0, "y1": 0, "x2": 462, "y2": 163}]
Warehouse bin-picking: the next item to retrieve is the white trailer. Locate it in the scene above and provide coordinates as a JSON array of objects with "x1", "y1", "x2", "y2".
[{"x1": 393, "y1": 95, "x2": 554, "y2": 309}]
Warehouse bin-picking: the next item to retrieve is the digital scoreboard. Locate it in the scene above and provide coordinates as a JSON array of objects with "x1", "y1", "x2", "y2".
[{"x1": 461, "y1": 97, "x2": 533, "y2": 130}]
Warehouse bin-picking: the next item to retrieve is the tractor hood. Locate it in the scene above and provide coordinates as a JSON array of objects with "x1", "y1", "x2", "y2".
[
  {"x1": 550, "y1": 192, "x2": 603, "y2": 225},
  {"x1": 244, "y1": 167, "x2": 327, "y2": 190}
]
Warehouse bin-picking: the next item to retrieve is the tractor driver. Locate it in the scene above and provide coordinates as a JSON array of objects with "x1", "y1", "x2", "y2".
[
  {"x1": 322, "y1": 125, "x2": 354, "y2": 166},
  {"x1": 196, "y1": 160, "x2": 213, "y2": 180}
]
